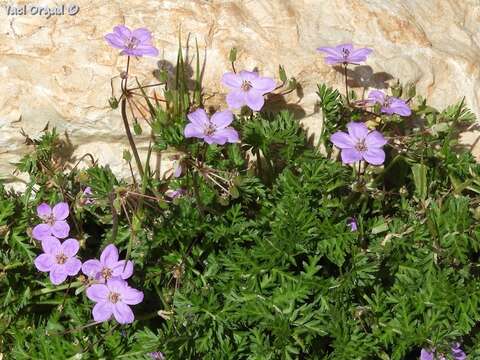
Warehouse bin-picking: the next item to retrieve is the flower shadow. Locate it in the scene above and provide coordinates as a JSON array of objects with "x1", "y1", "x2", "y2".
[{"x1": 333, "y1": 65, "x2": 394, "y2": 98}]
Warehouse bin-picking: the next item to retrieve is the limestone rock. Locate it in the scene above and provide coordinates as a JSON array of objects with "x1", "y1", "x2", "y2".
[{"x1": 0, "y1": 0, "x2": 479, "y2": 190}]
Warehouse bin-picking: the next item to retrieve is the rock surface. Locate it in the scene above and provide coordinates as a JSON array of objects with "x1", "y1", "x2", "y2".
[{"x1": 1, "y1": 0, "x2": 479, "y2": 189}]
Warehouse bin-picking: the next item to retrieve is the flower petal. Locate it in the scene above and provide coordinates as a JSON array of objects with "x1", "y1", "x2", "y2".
[
  {"x1": 107, "y1": 277, "x2": 127, "y2": 292},
  {"x1": 349, "y1": 47, "x2": 373, "y2": 62},
  {"x1": 82, "y1": 259, "x2": 102, "y2": 278},
  {"x1": 124, "y1": 46, "x2": 159, "y2": 57},
  {"x1": 87, "y1": 284, "x2": 109, "y2": 302},
  {"x1": 92, "y1": 301, "x2": 113, "y2": 322},
  {"x1": 34, "y1": 254, "x2": 55, "y2": 272},
  {"x1": 340, "y1": 148, "x2": 363, "y2": 164},
  {"x1": 100, "y1": 244, "x2": 119, "y2": 267},
  {"x1": 112, "y1": 260, "x2": 134, "y2": 279},
  {"x1": 245, "y1": 89, "x2": 265, "y2": 111},
  {"x1": 184, "y1": 123, "x2": 205, "y2": 139},
  {"x1": 104, "y1": 33, "x2": 125, "y2": 49},
  {"x1": 203, "y1": 135, "x2": 219, "y2": 145},
  {"x1": 132, "y1": 28, "x2": 152, "y2": 42},
  {"x1": 365, "y1": 131, "x2": 387, "y2": 148},
  {"x1": 112, "y1": 25, "x2": 131, "y2": 41},
  {"x1": 61, "y1": 238, "x2": 79, "y2": 257},
  {"x1": 50, "y1": 266, "x2": 68, "y2": 285},
  {"x1": 251, "y1": 76, "x2": 276, "y2": 93},
  {"x1": 347, "y1": 122, "x2": 368, "y2": 141},
  {"x1": 324, "y1": 56, "x2": 344, "y2": 65},
  {"x1": 367, "y1": 90, "x2": 385, "y2": 104},
  {"x1": 32, "y1": 224, "x2": 52, "y2": 241},
  {"x1": 389, "y1": 99, "x2": 412, "y2": 116},
  {"x1": 51, "y1": 221, "x2": 70, "y2": 239},
  {"x1": 42, "y1": 236, "x2": 61, "y2": 254},
  {"x1": 187, "y1": 108, "x2": 209, "y2": 127},
  {"x1": 316, "y1": 46, "x2": 341, "y2": 57},
  {"x1": 363, "y1": 148, "x2": 386, "y2": 165},
  {"x1": 121, "y1": 287, "x2": 144, "y2": 305},
  {"x1": 37, "y1": 203, "x2": 52, "y2": 220},
  {"x1": 210, "y1": 111, "x2": 233, "y2": 128},
  {"x1": 221, "y1": 72, "x2": 242, "y2": 88},
  {"x1": 64, "y1": 258, "x2": 82, "y2": 276},
  {"x1": 52, "y1": 202, "x2": 69, "y2": 221},
  {"x1": 226, "y1": 90, "x2": 246, "y2": 109},
  {"x1": 113, "y1": 302, "x2": 135, "y2": 324},
  {"x1": 213, "y1": 128, "x2": 239, "y2": 144},
  {"x1": 330, "y1": 131, "x2": 355, "y2": 149},
  {"x1": 420, "y1": 349, "x2": 434, "y2": 360},
  {"x1": 239, "y1": 70, "x2": 259, "y2": 82}
]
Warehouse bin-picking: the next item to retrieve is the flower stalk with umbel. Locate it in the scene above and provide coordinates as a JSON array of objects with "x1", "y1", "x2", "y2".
[
  {"x1": 317, "y1": 43, "x2": 372, "y2": 105},
  {"x1": 104, "y1": 25, "x2": 161, "y2": 181}
]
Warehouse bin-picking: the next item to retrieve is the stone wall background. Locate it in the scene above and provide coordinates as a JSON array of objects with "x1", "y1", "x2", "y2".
[{"x1": 0, "y1": 0, "x2": 479, "y2": 190}]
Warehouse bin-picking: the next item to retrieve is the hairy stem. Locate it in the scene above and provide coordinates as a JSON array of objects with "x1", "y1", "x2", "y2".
[
  {"x1": 344, "y1": 64, "x2": 350, "y2": 105},
  {"x1": 121, "y1": 97, "x2": 144, "y2": 179}
]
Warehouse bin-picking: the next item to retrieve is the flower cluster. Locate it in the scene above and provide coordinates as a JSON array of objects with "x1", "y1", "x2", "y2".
[
  {"x1": 32, "y1": 201, "x2": 143, "y2": 324},
  {"x1": 33, "y1": 203, "x2": 81, "y2": 285}
]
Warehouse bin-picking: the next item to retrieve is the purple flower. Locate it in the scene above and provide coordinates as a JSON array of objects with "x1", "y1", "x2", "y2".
[
  {"x1": 81, "y1": 187, "x2": 95, "y2": 205},
  {"x1": 347, "y1": 217, "x2": 358, "y2": 232},
  {"x1": 165, "y1": 189, "x2": 185, "y2": 200},
  {"x1": 82, "y1": 244, "x2": 134, "y2": 282},
  {"x1": 173, "y1": 161, "x2": 182, "y2": 178},
  {"x1": 32, "y1": 202, "x2": 70, "y2": 240},
  {"x1": 316, "y1": 43, "x2": 373, "y2": 65},
  {"x1": 222, "y1": 70, "x2": 276, "y2": 111},
  {"x1": 367, "y1": 90, "x2": 411, "y2": 116},
  {"x1": 34, "y1": 237, "x2": 82, "y2": 285},
  {"x1": 86, "y1": 278, "x2": 144, "y2": 324},
  {"x1": 149, "y1": 352, "x2": 165, "y2": 360},
  {"x1": 451, "y1": 343, "x2": 466, "y2": 360},
  {"x1": 420, "y1": 344, "x2": 466, "y2": 360},
  {"x1": 420, "y1": 348, "x2": 436, "y2": 360},
  {"x1": 184, "y1": 109, "x2": 239, "y2": 145},
  {"x1": 330, "y1": 122, "x2": 387, "y2": 165},
  {"x1": 105, "y1": 25, "x2": 159, "y2": 57}
]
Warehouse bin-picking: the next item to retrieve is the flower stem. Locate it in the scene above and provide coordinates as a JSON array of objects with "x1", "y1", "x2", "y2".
[
  {"x1": 119, "y1": 56, "x2": 144, "y2": 180},
  {"x1": 344, "y1": 64, "x2": 350, "y2": 106},
  {"x1": 120, "y1": 98, "x2": 144, "y2": 179}
]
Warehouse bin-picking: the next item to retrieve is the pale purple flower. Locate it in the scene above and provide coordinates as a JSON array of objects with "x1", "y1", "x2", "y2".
[
  {"x1": 330, "y1": 122, "x2": 387, "y2": 165},
  {"x1": 367, "y1": 90, "x2": 411, "y2": 116},
  {"x1": 149, "y1": 352, "x2": 165, "y2": 360},
  {"x1": 222, "y1": 70, "x2": 276, "y2": 111},
  {"x1": 32, "y1": 202, "x2": 70, "y2": 240},
  {"x1": 86, "y1": 278, "x2": 144, "y2": 324},
  {"x1": 173, "y1": 160, "x2": 182, "y2": 178},
  {"x1": 420, "y1": 348, "x2": 436, "y2": 360},
  {"x1": 105, "y1": 25, "x2": 159, "y2": 57},
  {"x1": 347, "y1": 217, "x2": 358, "y2": 232},
  {"x1": 81, "y1": 244, "x2": 134, "y2": 282},
  {"x1": 420, "y1": 344, "x2": 466, "y2": 360},
  {"x1": 451, "y1": 343, "x2": 466, "y2": 360},
  {"x1": 34, "y1": 237, "x2": 82, "y2": 285},
  {"x1": 165, "y1": 188, "x2": 185, "y2": 200},
  {"x1": 184, "y1": 109, "x2": 239, "y2": 145},
  {"x1": 81, "y1": 187, "x2": 95, "y2": 205},
  {"x1": 316, "y1": 43, "x2": 373, "y2": 65}
]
